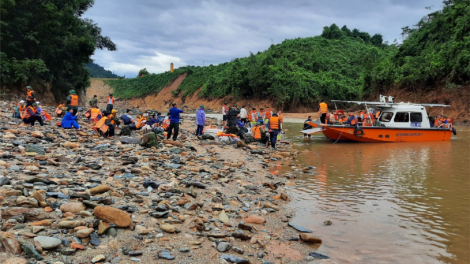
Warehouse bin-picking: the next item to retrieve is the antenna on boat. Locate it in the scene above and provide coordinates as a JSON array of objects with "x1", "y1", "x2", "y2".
[
  {"x1": 388, "y1": 96, "x2": 394, "y2": 103},
  {"x1": 380, "y1": 95, "x2": 386, "y2": 103}
]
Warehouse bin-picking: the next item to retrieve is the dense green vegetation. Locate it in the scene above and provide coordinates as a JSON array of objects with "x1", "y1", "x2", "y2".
[
  {"x1": 370, "y1": 0, "x2": 469, "y2": 91},
  {"x1": 108, "y1": 26, "x2": 395, "y2": 107},
  {"x1": 85, "y1": 63, "x2": 120, "y2": 78},
  {"x1": 0, "y1": 0, "x2": 115, "y2": 101},
  {"x1": 107, "y1": 0, "x2": 468, "y2": 108}
]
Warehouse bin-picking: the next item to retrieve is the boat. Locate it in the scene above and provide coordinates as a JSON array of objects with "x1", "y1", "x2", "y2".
[{"x1": 304, "y1": 95, "x2": 457, "y2": 143}]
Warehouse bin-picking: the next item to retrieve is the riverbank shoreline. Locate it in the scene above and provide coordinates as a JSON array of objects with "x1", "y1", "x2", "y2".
[{"x1": 0, "y1": 101, "x2": 324, "y2": 264}]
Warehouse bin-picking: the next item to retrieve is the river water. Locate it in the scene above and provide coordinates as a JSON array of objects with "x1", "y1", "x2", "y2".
[{"x1": 280, "y1": 123, "x2": 470, "y2": 264}]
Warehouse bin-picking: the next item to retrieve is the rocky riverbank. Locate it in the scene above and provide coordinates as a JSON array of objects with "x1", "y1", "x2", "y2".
[{"x1": 0, "y1": 101, "x2": 326, "y2": 264}]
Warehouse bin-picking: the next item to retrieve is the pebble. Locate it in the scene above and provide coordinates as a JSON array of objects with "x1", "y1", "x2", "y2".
[{"x1": 33, "y1": 236, "x2": 62, "y2": 249}]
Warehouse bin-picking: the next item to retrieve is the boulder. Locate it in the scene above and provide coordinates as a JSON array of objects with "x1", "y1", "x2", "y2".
[{"x1": 93, "y1": 206, "x2": 131, "y2": 227}]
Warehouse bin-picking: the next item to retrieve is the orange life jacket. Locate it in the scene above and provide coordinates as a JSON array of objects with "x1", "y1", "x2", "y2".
[
  {"x1": 375, "y1": 111, "x2": 381, "y2": 119},
  {"x1": 27, "y1": 91, "x2": 35, "y2": 101},
  {"x1": 265, "y1": 111, "x2": 272, "y2": 119},
  {"x1": 136, "y1": 117, "x2": 145, "y2": 129},
  {"x1": 249, "y1": 111, "x2": 256, "y2": 122},
  {"x1": 23, "y1": 106, "x2": 36, "y2": 119},
  {"x1": 162, "y1": 119, "x2": 170, "y2": 130},
  {"x1": 350, "y1": 115, "x2": 357, "y2": 125},
  {"x1": 84, "y1": 108, "x2": 91, "y2": 118},
  {"x1": 319, "y1": 102, "x2": 328, "y2": 114},
  {"x1": 90, "y1": 108, "x2": 101, "y2": 121},
  {"x1": 108, "y1": 114, "x2": 115, "y2": 125},
  {"x1": 55, "y1": 104, "x2": 65, "y2": 115},
  {"x1": 94, "y1": 116, "x2": 108, "y2": 133},
  {"x1": 70, "y1": 95, "x2": 79, "y2": 107},
  {"x1": 107, "y1": 96, "x2": 115, "y2": 104},
  {"x1": 279, "y1": 115, "x2": 283, "y2": 124},
  {"x1": 269, "y1": 117, "x2": 280, "y2": 129},
  {"x1": 252, "y1": 126, "x2": 262, "y2": 139},
  {"x1": 202, "y1": 125, "x2": 218, "y2": 134}
]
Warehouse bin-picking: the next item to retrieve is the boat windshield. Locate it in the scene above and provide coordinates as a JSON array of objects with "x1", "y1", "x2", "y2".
[{"x1": 380, "y1": 112, "x2": 393, "y2": 122}]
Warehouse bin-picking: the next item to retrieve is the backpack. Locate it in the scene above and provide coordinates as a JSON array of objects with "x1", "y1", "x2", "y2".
[{"x1": 120, "y1": 125, "x2": 131, "y2": 136}]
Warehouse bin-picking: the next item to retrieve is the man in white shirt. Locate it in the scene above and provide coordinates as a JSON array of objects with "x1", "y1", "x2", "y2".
[
  {"x1": 240, "y1": 106, "x2": 247, "y2": 124},
  {"x1": 222, "y1": 102, "x2": 228, "y2": 128}
]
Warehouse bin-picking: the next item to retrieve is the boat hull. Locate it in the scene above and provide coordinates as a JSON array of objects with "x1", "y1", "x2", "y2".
[{"x1": 323, "y1": 125, "x2": 453, "y2": 142}]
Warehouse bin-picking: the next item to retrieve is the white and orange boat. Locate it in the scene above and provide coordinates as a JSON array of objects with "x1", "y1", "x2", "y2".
[{"x1": 301, "y1": 95, "x2": 457, "y2": 143}]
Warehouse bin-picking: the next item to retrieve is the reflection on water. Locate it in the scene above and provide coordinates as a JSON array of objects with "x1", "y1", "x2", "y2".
[{"x1": 281, "y1": 124, "x2": 470, "y2": 264}]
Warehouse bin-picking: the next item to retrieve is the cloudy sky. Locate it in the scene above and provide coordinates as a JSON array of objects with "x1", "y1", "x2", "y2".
[{"x1": 84, "y1": 0, "x2": 444, "y2": 78}]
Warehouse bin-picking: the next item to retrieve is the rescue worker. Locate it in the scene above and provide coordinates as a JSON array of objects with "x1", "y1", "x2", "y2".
[
  {"x1": 106, "y1": 93, "x2": 115, "y2": 113},
  {"x1": 89, "y1": 95, "x2": 98, "y2": 108},
  {"x1": 344, "y1": 112, "x2": 358, "y2": 127},
  {"x1": 66, "y1": 90, "x2": 79, "y2": 115},
  {"x1": 26, "y1": 86, "x2": 36, "y2": 107},
  {"x1": 108, "y1": 109, "x2": 120, "y2": 127},
  {"x1": 358, "y1": 110, "x2": 364, "y2": 122},
  {"x1": 264, "y1": 107, "x2": 272, "y2": 124},
  {"x1": 14, "y1": 100, "x2": 26, "y2": 119},
  {"x1": 55, "y1": 102, "x2": 67, "y2": 117},
  {"x1": 161, "y1": 116, "x2": 170, "y2": 131},
  {"x1": 222, "y1": 102, "x2": 228, "y2": 128},
  {"x1": 249, "y1": 108, "x2": 257, "y2": 127},
  {"x1": 268, "y1": 113, "x2": 281, "y2": 149},
  {"x1": 240, "y1": 106, "x2": 247, "y2": 124},
  {"x1": 22, "y1": 103, "x2": 44, "y2": 126},
  {"x1": 328, "y1": 111, "x2": 336, "y2": 124},
  {"x1": 94, "y1": 112, "x2": 115, "y2": 138},
  {"x1": 227, "y1": 106, "x2": 240, "y2": 134},
  {"x1": 258, "y1": 108, "x2": 265, "y2": 124},
  {"x1": 146, "y1": 114, "x2": 159, "y2": 128},
  {"x1": 88, "y1": 106, "x2": 101, "y2": 123},
  {"x1": 196, "y1": 105, "x2": 206, "y2": 136},
  {"x1": 61, "y1": 108, "x2": 80, "y2": 130},
  {"x1": 252, "y1": 122, "x2": 268, "y2": 144},
  {"x1": 277, "y1": 111, "x2": 284, "y2": 140},
  {"x1": 318, "y1": 99, "x2": 328, "y2": 124},
  {"x1": 167, "y1": 102, "x2": 185, "y2": 141}
]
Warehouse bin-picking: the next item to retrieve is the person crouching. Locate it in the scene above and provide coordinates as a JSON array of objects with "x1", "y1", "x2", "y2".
[
  {"x1": 61, "y1": 108, "x2": 80, "y2": 130},
  {"x1": 94, "y1": 112, "x2": 115, "y2": 138}
]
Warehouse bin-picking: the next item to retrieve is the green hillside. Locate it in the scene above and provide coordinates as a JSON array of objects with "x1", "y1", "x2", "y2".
[
  {"x1": 370, "y1": 0, "x2": 469, "y2": 90},
  {"x1": 85, "y1": 63, "x2": 120, "y2": 78},
  {"x1": 107, "y1": 25, "x2": 394, "y2": 107}
]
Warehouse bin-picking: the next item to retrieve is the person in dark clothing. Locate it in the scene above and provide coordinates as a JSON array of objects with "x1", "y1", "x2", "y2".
[
  {"x1": 22, "y1": 103, "x2": 44, "y2": 126},
  {"x1": 303, "y1": 116, "x2": 313, "y2": 138},
  {"x1": 226, "y1": 106, "x2": 240, "y2": 134},
  {"x1": 167, "y1": 102, "x2": 185, "y2": 141},
  {"x1": 26, "y1": 86, "x2": 36, "y2": 107}
]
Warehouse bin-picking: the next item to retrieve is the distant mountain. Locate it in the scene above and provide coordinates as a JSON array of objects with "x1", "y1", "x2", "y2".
[{"x1": 85, "y1": 62, "x2": 120, "y2": 78}]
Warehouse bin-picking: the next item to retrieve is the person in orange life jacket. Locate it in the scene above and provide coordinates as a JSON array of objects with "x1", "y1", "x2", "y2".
[
  {"x1": 55, "y1": 102, "x2": 67, "y2": 117},
  {"x1": 61, "y1": 108, "x2": 80, "y2": 130},
  {"x1": 106, "y1": 93, "x2": 115, "y2": 113},
  {"x1": 34, "y1": 102, "x2": 47, "y2": 121},
  {"x1": 268, "y1": 113, "x2": 281, "y2": 149},
  {"x1": 252, "y1": 122, "x2": 269, "y2": 144},
  {"x1": 264, "y1": 107, "x2": 272, "y2": 124},
  {"x1": 249, "y1": 108, "x2": 257, "y2": 127},
  {"x1": 344, "y1": 112, "x2": 358, "y2": 127},
  {"x1": 14, "y1": 100, "x2": 26, "y2": 118},
  {"x1": 22, "y1": 103, "x2": 44, "y2": 126},
  {"x1": 88, "y1": 106, "x2": 102, "y2": 122},
  {"x1": 26, "y1": 86, "x2": 36, "y2": 107},
  {"x1": 357, "y1": 111, "x2": 364, "y2": 122},
  {"x1": 318, "y1": 99, "x2": 328, "y2": 124},
  {"x1": 167, "y1": 102, "x2": 186, "y2": 141},
  {"x1": 102, "y1": 112, "x2": 115, "y2": 138},
  {"x1": 66, "y1": 90, "x2": 79, "y2": 115}
]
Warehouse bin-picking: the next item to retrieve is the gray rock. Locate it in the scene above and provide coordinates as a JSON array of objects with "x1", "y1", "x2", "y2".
[
  {"x1": 232, "y1": 247, "x2": 244, "y2": 254},
  {"x1": 179, "y1": 247, "x2": 190, "y2": 252},
  {"x1": 288, "y1": 222, "x2": 313, "y2": 233},
  {"x1": 217, "y1": 242, "x2": 232, "y2": 252},
  {"x1": 120, "y1": 137, "x2": 141, "y2": 144},
  {"x1": 220, "y1": 254, "x2": 249, "y2": 263},
  {"x1": 25, "y1": 144, "x2": 46, "y2": 154},
  {"x1": 93, "y1": 143, "x2": 111, "y2": 150},
  {"x1": 34, "y1": 236, "x2": 62, "y2": 249},
  {"x1": 0, "y1": 176, "x2": 10, "y2": 186},
  {"x1": 157, "y1": 251, "x2": 175, "y2": 260},
  {"x1": 21, "y1": 244, "x2": 44, "y2": 260}
]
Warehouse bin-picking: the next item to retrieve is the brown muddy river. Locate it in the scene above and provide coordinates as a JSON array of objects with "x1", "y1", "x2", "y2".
[{"x1": 281, "y1": 123, "x2": 470, "y2": 264}]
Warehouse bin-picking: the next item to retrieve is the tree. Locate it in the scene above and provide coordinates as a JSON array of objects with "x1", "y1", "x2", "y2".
[
  {"x1": 138, "y1": 68, "x2": 150, "y2": 77},
  {"x1": 0, "y1": 0, "x2": 116, "y2": 101},
  {"x1": 370, "y1": 34, "x2": 384, "y2": 47}
]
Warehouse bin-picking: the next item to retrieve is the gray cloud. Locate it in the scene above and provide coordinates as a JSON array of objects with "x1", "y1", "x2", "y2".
[{"x1": 85, "y1": 0, "x2": 444, "y2": 78}]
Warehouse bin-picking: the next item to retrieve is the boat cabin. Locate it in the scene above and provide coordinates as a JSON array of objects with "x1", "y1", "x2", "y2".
[{"x1": 376, "y1": 104, "x2": 431, "y2": 129}]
